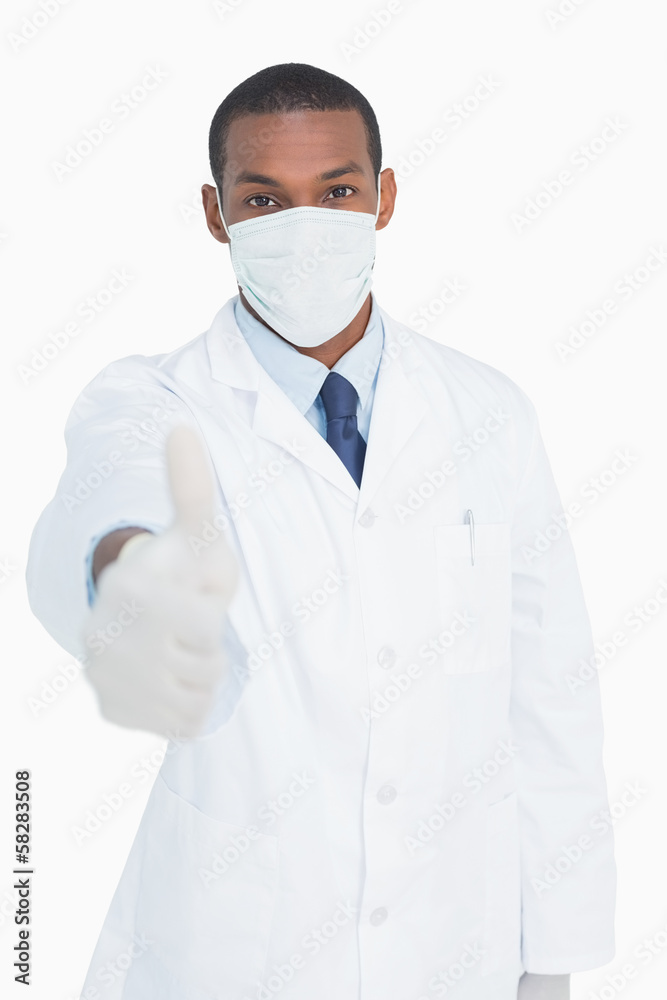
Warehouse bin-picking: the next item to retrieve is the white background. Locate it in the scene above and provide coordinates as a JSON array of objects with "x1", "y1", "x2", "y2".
[{"x1": 1, "y1": 0, "x2": 666, "y2": 997}]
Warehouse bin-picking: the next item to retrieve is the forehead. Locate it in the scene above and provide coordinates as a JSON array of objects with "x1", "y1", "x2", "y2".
[{"x1": 224, "y1": 108, "x2": 371, "y2": 179}]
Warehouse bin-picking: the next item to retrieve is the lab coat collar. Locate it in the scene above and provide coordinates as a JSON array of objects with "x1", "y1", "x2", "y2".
[
  {"x1": 231, "y1": 293, "x2": 384, "y2": 418},
  {"x1": 205, "y1": 297, "x2": 429, "y2": 507}
]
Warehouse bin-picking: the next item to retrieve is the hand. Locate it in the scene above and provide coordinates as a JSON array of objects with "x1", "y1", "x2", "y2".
[
  {"x1": 518, "y1": 973, "x2": 570, "y2": 1000},
  {"x1": 81, "y1": 425, "x2": 239, "y2": 737}
]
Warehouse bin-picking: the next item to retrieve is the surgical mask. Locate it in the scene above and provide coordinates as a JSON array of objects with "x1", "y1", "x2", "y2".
[{"x1": 215, "y1": 175, "x2": 381, "y2": 347}]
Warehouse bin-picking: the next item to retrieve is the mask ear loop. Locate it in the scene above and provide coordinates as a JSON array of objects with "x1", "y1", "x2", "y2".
[
  {"x1": 374, "y1": 172, "x2": 382, "y2": 224},
  {"x1": 369, "y1": 172, "x2": 382, "y2": 279},
  {"x1": 215, "y1": 185, "x2": 232, "y2": 240}
]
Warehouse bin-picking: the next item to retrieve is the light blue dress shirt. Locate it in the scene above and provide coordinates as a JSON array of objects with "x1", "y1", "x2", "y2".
[
  {"x1": 84, "y1": 294, "x2": 384, "y2": 605},
  {"x1": 233, "y1": 292, "x2": 384, "y2": 443}
]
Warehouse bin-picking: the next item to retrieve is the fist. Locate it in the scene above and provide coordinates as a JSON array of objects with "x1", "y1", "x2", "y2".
[{"x1": 82, "y1": 425, "x2": 239, "y2": 737}]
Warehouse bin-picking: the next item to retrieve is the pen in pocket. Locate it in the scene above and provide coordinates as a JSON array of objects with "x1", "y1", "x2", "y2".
[{"x1": 465, "y1": 509, "x2": 475, "y2": 566}]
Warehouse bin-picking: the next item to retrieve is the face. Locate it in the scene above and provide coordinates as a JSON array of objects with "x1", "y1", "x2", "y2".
[{"x1": 202, "y1": 108, "x2": 396, "y2": 241}]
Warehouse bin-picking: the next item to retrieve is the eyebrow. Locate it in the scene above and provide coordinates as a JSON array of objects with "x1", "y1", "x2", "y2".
[{"x1": 233, "y1": 162, "x2": 367, "y2": 187}]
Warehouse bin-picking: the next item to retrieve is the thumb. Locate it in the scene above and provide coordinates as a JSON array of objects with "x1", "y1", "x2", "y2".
[
  {"x1": 165, "y1": 425, "x2": 238, "y2": 598},
  {"x1": 166, "y1": 424, "x2": 217, "y2": 535}
]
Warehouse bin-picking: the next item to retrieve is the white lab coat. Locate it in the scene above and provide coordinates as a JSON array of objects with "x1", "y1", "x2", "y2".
[{"x1": 26, "y1": 297, "x2": 616, "y2": 1000}]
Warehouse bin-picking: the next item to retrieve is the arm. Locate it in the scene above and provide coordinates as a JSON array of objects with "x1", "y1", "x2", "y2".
[
  {"x1": 82, "y1": 426, "x2": 239, "y2": 737},
  {"x1": 26, "y1": 366, "x2": 181, "y2": 656},
  {"x1": 25, "y1": 364, "x2": 250, "y2": 732},
  {"x1": 508, "y1": 391, "x2": 616, "y2": 972}
]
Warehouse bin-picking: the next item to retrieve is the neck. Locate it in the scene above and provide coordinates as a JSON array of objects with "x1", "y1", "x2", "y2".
[{"x1": 238, "y1": 290, "x2": 373, "y2": 369}]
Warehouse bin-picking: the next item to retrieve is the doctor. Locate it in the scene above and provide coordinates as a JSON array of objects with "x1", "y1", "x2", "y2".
[{"x1": 26, "y1": 63, "x2": 615, "y2": 1000}]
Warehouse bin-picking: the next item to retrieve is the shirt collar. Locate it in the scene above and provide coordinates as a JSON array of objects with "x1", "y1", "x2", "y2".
[{"x1": 233, "y1": 293, "x2": 384, "y2": 415}]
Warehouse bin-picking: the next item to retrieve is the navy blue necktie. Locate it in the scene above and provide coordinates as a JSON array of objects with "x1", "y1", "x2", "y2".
[{"x1": 318, "y1": 371, "x2": 367, "y2": 488}]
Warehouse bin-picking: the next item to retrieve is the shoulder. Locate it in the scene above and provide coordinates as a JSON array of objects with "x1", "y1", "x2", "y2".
[
  {"x1": 380, "y1": 307, "x2": 538, "y2": 425},
  {"x1": 63, "y1": 328, "x2": 211, "y2": 430}
]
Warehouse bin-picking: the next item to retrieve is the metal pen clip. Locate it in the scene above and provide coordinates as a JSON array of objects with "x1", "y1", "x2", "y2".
[{"x1": 465, "y1": 509, "x2": 475, "y2": 566}]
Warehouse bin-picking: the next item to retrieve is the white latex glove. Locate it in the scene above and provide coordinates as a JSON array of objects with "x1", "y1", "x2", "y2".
[
  {"x1": 518, "y1": 973, "x2": 570, "y2": 1000},
  {"x1": 81, "y1": 425, "x2": 239, "y2": 738}
]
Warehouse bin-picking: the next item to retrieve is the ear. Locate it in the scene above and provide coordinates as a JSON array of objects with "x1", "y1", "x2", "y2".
[
  {"x1": 376, "y1": 168, "x2": 397, "y2": 231},
  {"x1": 201, "y1": 184, "x2": 230, "y2": 245}
]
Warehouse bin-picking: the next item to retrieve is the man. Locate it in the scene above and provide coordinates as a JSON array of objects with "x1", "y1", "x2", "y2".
[{"x1": 26, "y1": 63, "x2": 616, "y2": 1000}]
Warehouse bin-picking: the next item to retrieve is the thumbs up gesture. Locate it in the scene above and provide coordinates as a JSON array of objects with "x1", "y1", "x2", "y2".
[{"x1": 81, "y1": 426, "x2": 240, "y2": 737}]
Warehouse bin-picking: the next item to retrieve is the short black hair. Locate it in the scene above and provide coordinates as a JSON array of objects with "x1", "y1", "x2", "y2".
[{"x1": 208, "y1": 62, "x2": 382, "y2": 200}]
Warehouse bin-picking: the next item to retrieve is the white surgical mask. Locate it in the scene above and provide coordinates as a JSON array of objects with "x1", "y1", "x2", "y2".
[{"x1": 216, "y1": 175, "x2": 381, "y2": 347}]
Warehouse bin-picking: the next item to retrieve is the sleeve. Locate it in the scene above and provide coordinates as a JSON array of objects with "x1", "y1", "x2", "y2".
[
  {"x1": 508, "y1": 391, "x2": 616, "y2": 974},
  {"x1": 25, "y1": 361, "x2": 249, "y2": 725}
]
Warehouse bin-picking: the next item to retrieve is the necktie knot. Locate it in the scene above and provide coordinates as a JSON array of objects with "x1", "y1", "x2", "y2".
[{"x1": 319, "y1": 371, "x2": 359, "y2": 420}]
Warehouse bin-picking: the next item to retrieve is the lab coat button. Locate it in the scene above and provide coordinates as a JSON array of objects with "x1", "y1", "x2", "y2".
[
  {"x1": 377, "y1": 646, "x2": 396, "y2": 668},
  {"x1": 358, "y1": 508, "x2": 376, "y2": 528},
  {"x1": 377, "y1": 785, "x2": 397, "y2": 805},
  {"x1": 369, "y1": 906, "x2": 388, "y2": 926}
]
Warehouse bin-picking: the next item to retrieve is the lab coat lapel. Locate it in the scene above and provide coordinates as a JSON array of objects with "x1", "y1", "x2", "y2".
[
  {"x1": 356, "y1": 310, "x2": 429, "y2": 509},
  {"x1": 207, "y1": 299, "x2": 360, "y2": 501},
  {"x1": 206, "y1": 298, "x2": 429, "y2": 506},
  {"x1": 252, "y1": 368, "x2": 361, "y2": 501}
]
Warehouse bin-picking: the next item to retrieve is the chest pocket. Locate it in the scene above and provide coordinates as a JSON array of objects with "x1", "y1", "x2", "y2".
[{"x1": 433, "y1": 522, "x2": 512, "y2": 673}]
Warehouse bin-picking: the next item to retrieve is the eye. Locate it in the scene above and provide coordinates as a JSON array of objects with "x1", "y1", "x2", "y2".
[
  {"x1": 247, "y1": 195, "x2": 278, "y2": 208},
  {"x1": 325, "y1": 185, "x2": 356, "y2": 201}
]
